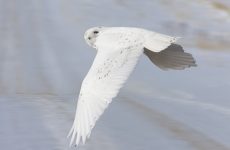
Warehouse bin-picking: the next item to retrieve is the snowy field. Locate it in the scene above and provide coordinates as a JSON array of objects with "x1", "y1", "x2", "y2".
[{"x1": 0, "y1": 0, "x2": 230, "y2": 149}]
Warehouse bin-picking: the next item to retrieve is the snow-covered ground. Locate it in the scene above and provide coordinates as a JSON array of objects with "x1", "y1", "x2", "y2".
[{"x1": 0, "y1": 0, "x2": 230, "y2": 149}]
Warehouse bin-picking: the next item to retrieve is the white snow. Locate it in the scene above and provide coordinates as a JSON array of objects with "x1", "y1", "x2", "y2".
[{"x1": 0, "y1": 0, "x2": 229, "y2": 149}]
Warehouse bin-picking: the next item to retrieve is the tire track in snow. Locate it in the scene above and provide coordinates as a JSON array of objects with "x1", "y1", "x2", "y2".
[
  {"x1": 122, "y1": 97, "x2": 230, "y2": 150},
  {"x1": 0, "y1": 0, "x2": 55, "y2": 95},
  {"x1": 0, "y1": 0, "x2": 24, "y2": 94},
  {"x1": 159, "y1": 96, "x2": 230, "y2": 116},
  {"x1": 0, "y1": 0, "x2": 8, "y2": 94}
]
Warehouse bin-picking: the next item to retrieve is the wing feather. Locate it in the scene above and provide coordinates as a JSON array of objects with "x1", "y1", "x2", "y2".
[
  {"x1": 144, "y1": 32, "x2": 179, "y2": 52},
  {"x1": 144, "y1": 44, "x2": 197, "y2": 70},
  {"x1": 68, "y1": 34, "x2": 144, "y2": 146}
]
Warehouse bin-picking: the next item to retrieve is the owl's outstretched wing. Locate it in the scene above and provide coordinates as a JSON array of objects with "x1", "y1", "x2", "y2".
[
  {"x1": 144, "y1": 44, "x2": 197, "y2": 70},
  {"x1": 68, "y1": 35, "x2": 144, "y2": 146}
]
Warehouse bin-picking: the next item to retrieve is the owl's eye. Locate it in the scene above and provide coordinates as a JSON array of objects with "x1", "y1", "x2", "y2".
[
  {"x1": 93, "y1": 31, "x2": 99, "y2": 34},
  {"x1": 88, "y1": 37, "x2": 91, "y2": 40}
]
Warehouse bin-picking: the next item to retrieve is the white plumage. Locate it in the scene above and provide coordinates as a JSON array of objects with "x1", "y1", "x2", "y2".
[{"x1": 68, "y1": 27, "x2": 196, "y2": 146}]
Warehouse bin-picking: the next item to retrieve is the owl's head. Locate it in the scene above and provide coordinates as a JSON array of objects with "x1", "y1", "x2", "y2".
[{"x1": 84, "y1": 26, "x2": 106, "y2": 48}]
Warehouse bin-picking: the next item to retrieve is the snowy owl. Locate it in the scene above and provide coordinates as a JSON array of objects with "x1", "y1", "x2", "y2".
[{"x1": 68, "y1": 27, "x2": 196, "y2": 146}]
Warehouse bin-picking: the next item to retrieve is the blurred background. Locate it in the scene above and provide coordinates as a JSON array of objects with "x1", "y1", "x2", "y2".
[{"x1": 0, "y1": 0, "x2": 230, "y2": 149}]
